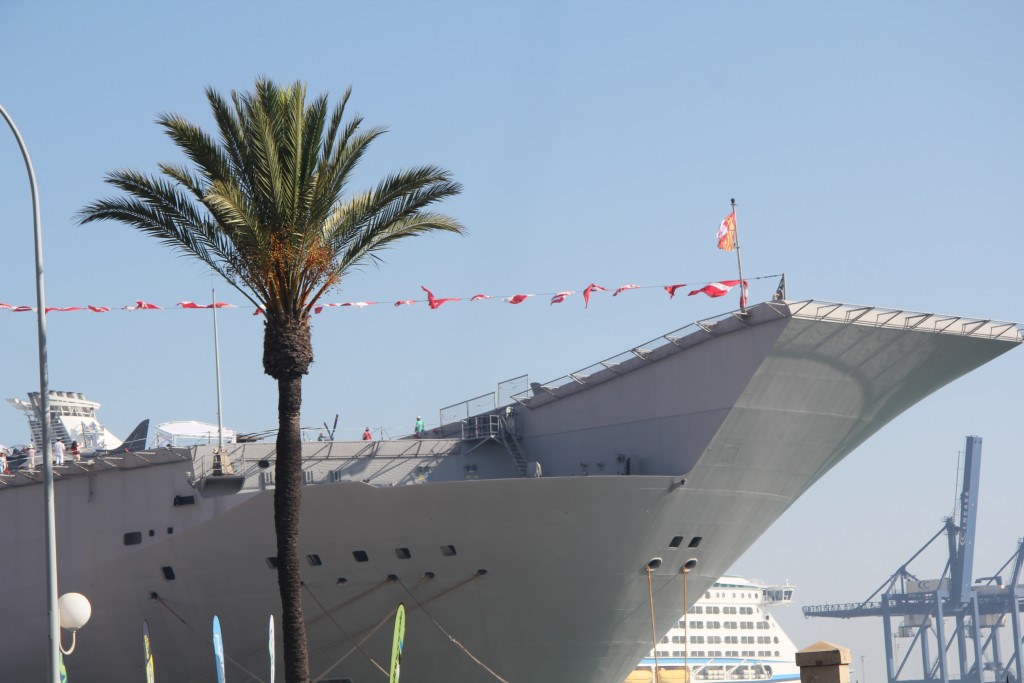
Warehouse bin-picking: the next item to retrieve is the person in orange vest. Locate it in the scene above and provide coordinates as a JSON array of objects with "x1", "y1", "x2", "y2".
[{"x1": 362, "y1": 427, "x2": 373, "y2": 441}]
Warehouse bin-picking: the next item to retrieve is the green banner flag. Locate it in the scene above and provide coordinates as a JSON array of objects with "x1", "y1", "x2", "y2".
[
  {"x1": 59, "y1": 652, "x2": 67, "y2": 683},
  {"x1": 389, "y1": 603, "x2": 406, "y2": 683}
]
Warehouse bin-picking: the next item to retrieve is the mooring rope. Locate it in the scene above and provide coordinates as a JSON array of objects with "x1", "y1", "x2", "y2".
[
  {"x1": 151, "y1": 593, "x2": 266, "y2": 683},
  {"x1": 303, "y1": 582, "x2": 390, "y2": 678},
  {"x1": 648, "y1": 566, "x2": 661, "y2": 683},
  {"x1": 311, "y1": 602, "x2": 398, "y2": 681},
  {"x1": 310, "y1": 574, "x2": 435, "y2": 681},
  {"x1": 683, "y1": 568, "x2": 690, "y2": 681},
  {"x1": 397, "y1": 574, "x2": 512, "y2": 683}
]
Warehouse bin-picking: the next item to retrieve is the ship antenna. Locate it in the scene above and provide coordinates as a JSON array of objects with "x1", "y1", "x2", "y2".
[{"x1": 212, "y1": 287, "x2": 225, "y2": 452}]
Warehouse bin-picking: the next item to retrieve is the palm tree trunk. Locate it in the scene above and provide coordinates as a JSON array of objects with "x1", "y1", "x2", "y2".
[{"x1": 275, "y1": 373, "x2": 310, "y2": 682}]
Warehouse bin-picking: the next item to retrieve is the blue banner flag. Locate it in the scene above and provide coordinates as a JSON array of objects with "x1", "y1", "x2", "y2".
[{"x1": 213, "y1": 615, "x2": 225, "y2": 683}]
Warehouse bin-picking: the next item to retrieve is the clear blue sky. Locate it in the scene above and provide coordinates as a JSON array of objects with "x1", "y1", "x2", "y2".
[{"x1": 2, "y1": 1, "x2": 1022, "y2": 678}]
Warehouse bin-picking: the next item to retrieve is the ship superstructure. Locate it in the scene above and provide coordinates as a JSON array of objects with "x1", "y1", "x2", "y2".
[{"x1": 6, "y1": 390, "x2": 122, "y2": 452}]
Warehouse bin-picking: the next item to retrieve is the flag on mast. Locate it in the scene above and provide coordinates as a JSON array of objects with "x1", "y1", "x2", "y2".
[{"x1": 716, "y1": 211, "x2": 737, "y2": 251}]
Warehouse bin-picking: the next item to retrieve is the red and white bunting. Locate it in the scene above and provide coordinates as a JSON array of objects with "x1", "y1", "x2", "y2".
[
  {"x1": 124, "y1": 301, "x2": 162, "y2": 311},
  {"x1": 550, "y1": 291, "x2": 575, "y2": 305},
  {"x1": 583, "y1": 284, "x2": 607, "y2": 308},
  {"x1": 664, "y1": 284, "x2": 687, "y2": 299},
  {"x1": 613, "y1": 284, "x2": 640, "y2": 296},
  {"x1": 177, "y1": 301, "x2": 236, "y2": 309},
  {"x1": 1, "y1": 276, "x2": 761, "y2": 316},
  {"x1": 421, "y1": 285, "x2": 460, "y2": 310},
  {"x1": 688, "y1": 280, "x2": 742, "y2": 298}
]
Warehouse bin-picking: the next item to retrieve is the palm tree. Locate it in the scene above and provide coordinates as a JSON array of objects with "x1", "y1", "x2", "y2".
[{"x1": 77, "y1": 77, "x2": 464, "y2": 682}]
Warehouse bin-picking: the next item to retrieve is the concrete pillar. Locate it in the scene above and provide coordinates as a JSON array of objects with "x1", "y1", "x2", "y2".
[{"x1": 796, "y1": 641, "x2": 852, "y2": 683}]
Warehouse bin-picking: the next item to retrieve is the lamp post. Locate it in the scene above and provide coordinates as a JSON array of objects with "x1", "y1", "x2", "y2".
[
  {"x1": 58, "y1": 592, "x2": 92, "y2": 654},
  {"x1": 0, "y1": 103, "x2": 60, "y2": 683}
]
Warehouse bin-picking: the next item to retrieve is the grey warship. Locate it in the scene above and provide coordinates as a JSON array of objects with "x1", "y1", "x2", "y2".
[{"x1": 1, "y1": 298, "x2": 1020, "y2": 682}]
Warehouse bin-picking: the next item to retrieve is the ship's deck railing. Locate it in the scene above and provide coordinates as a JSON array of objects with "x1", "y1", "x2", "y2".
[
  {"x1": 786, "y1": 300, "x2": 1024, "y2": 341},
  {"x1": 802, "y1": 601, "x2": 881, "y2": 617},
  {"x1": 505, "y1": 298, "x2": 1023, "y2": 409},
  {"x1": 438, "y1": 375, "x2": 528, "y2": 432},
  {"x1": 509, "y1": 304, "x2": 767, "y2": 407},
  {"x1": 193, "y1": 439, "x2": 465, "y2": 490},
  {"x1": 0, "y1": 449, "x2": 190, "y2": 490}
]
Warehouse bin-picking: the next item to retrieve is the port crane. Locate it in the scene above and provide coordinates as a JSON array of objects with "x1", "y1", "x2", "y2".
[{"x1": 802, "y1": 436, "x2": 1024, "y2": 683}]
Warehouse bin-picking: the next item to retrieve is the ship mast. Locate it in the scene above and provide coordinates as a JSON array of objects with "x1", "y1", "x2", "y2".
[
  {"x1": 731, "y1": 198, "x2": 748, "y2": 313},
  {"x1": 212, "y1": 288, "x2": 224, "y2": 451}
]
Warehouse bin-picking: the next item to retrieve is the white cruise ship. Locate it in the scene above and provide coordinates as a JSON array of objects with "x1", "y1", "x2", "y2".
[{"x1": 629, "y1": 576, "x2": 800, "y2": 683}]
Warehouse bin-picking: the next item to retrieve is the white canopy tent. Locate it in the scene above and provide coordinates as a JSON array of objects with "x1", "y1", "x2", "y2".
[{"x1": 154, "y1": 421, "x2": 236, "y2": 448}]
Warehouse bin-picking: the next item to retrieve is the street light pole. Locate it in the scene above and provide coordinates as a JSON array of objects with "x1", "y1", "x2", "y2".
[{"x1": 1, "y1": 103, "x2": 60, "y2": 683}]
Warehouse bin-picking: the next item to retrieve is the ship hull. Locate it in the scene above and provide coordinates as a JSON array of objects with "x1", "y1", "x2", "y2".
[{"x1": 2, "y1": 300, "x2": 1020, "y2": 682}]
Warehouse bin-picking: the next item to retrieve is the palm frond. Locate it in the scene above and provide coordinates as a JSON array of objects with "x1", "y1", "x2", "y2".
[{"x1": 80, "y1": 78, "x2": 463, "y2": 316}]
